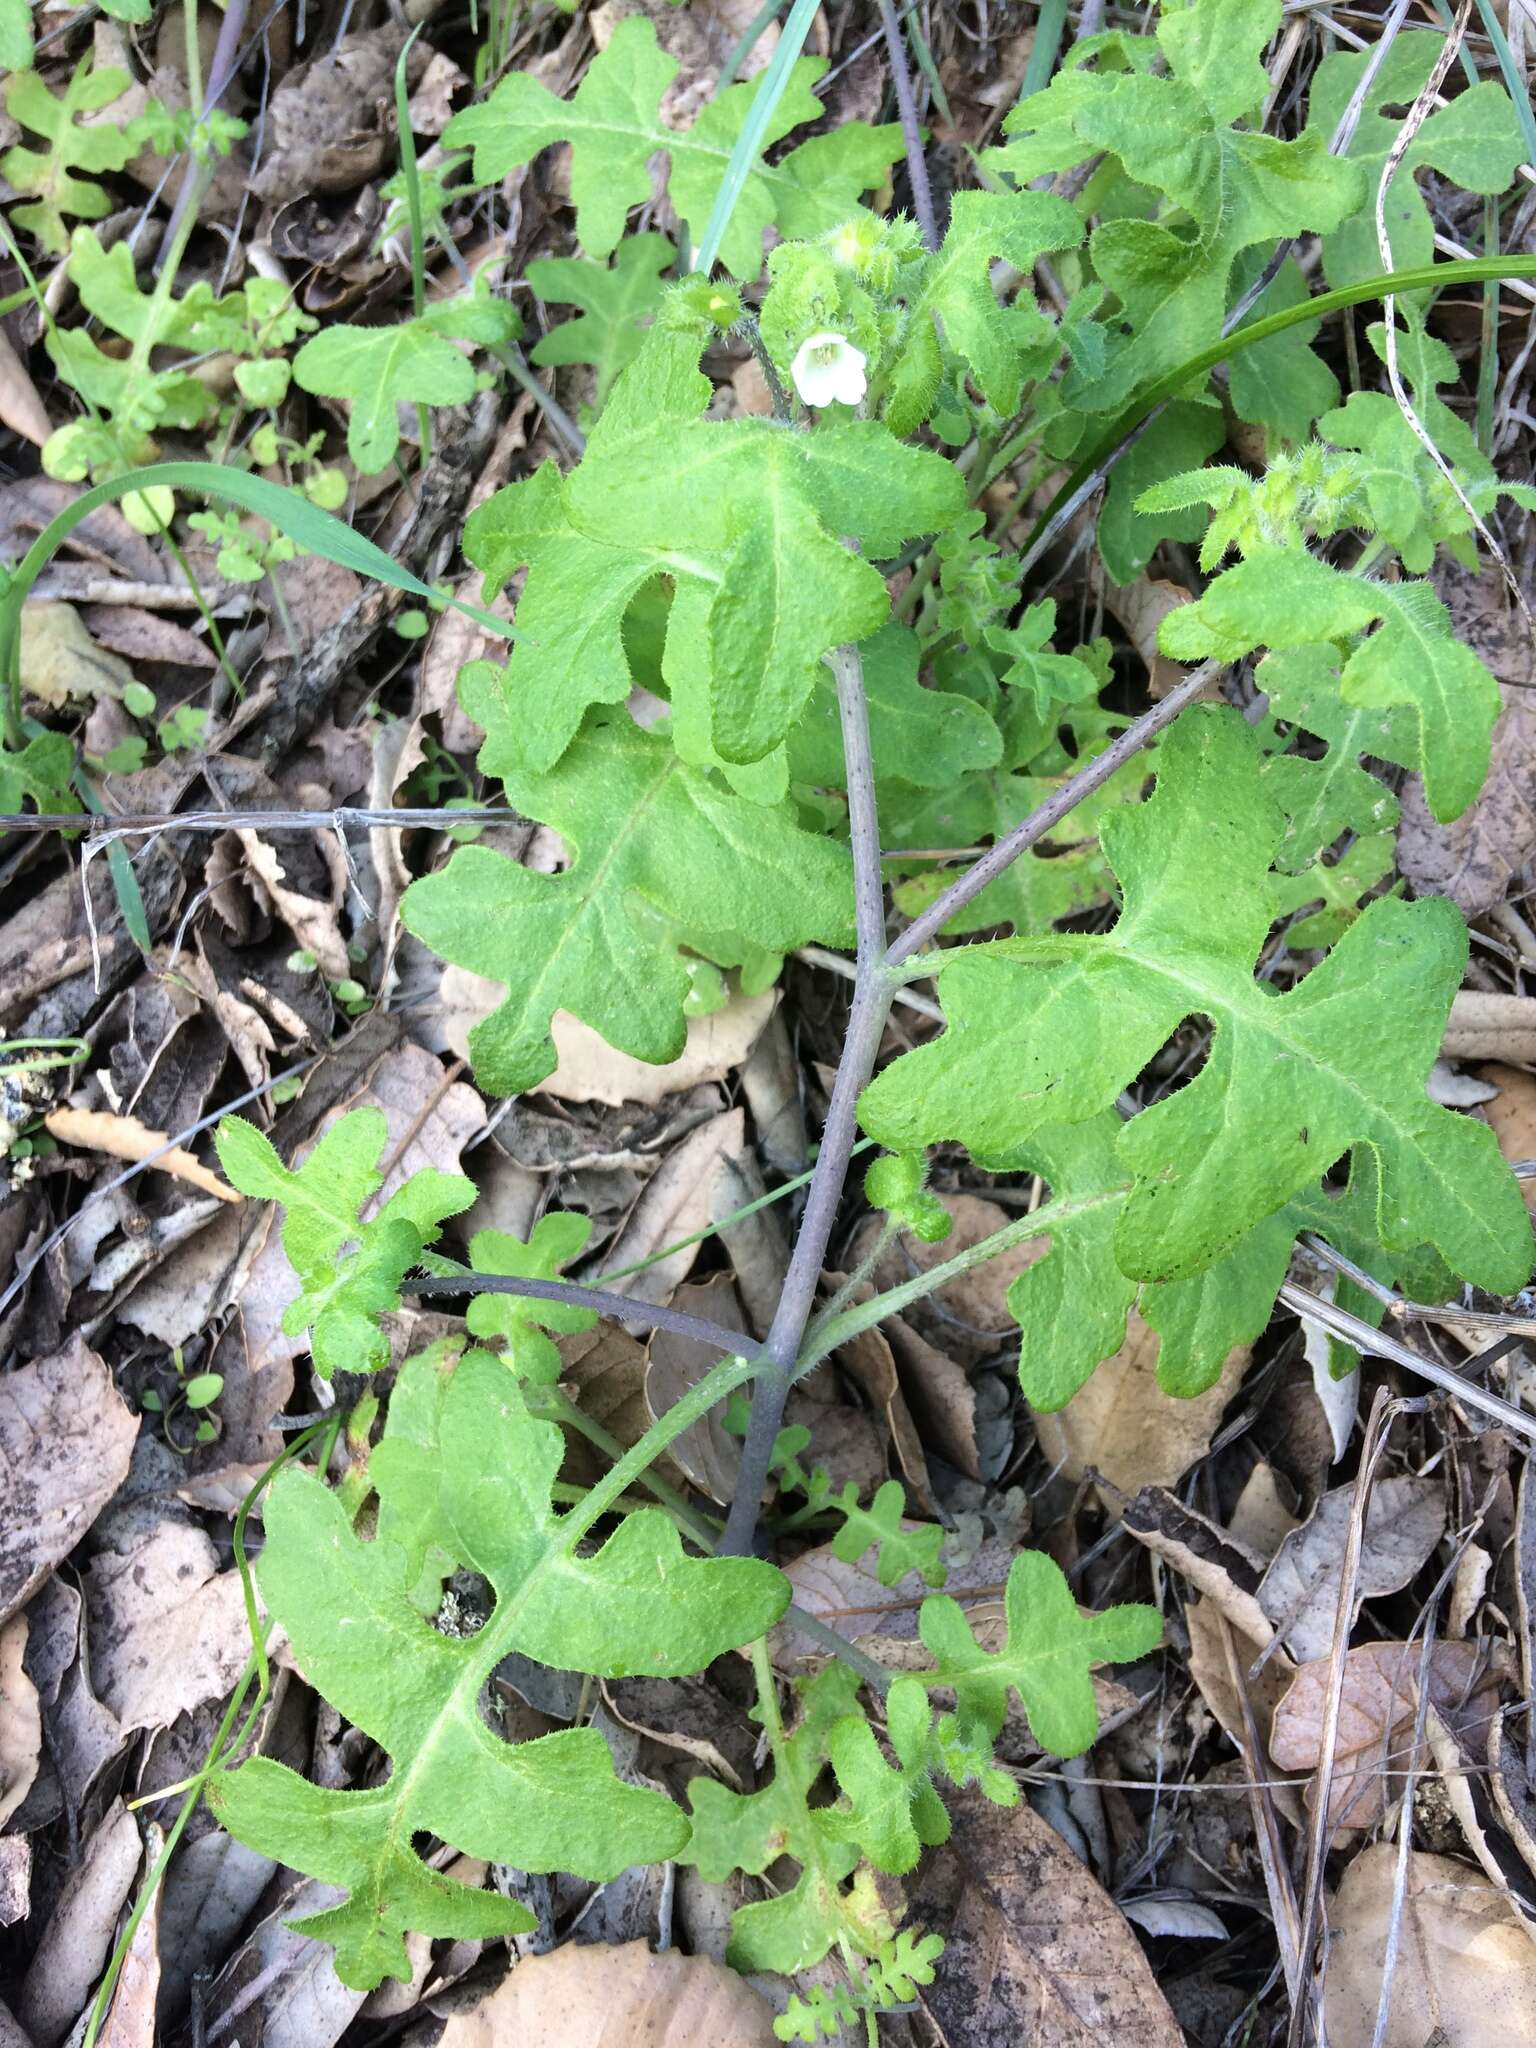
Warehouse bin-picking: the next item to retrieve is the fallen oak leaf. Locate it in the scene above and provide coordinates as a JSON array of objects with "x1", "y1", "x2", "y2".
[
  {"x1": 45, "y1": 1105, "x2": 241, "y2": 1204},
  {"x1": 1270, "y1": 1639, "x2": 1503, "y2": 1830}
]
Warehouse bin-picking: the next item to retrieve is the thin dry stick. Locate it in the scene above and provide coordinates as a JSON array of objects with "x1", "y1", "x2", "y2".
[
  {"x1": 1287, "y1": 1385, "x2": 1396, "y2": 2048},
  {"x1": 1278, "y1": 1280, "x2": 1536, "y2": 1444},
  {"x1": 1216, "y1": 1613, "x2": 1305, "y2": 2004},
  {"x1": 1374, "y1": 0, "x2": 1536, "y2": 633},
  {"x1": 0, "y1": 807, "x2": 517, "y2": 836}
]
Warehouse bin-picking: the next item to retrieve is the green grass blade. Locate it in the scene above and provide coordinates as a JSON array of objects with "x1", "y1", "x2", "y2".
[
  {"x1": 2, "y1": 461, "x2": 515, "y2": 742},
  {"x1": 1016, "y1": 255, "x2": 1536, "y2": 561},
  {"x1": 692, "y1": 0, "x2": 821, "y2": 277}
]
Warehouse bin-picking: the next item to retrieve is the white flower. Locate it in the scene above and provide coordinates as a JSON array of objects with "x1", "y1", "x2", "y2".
[{"x1": 790, "y1": 330, "x2": 867, "y2": 409}]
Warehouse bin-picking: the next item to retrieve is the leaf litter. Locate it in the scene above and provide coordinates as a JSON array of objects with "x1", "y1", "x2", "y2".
[{"x1": 2, "y1": 0, "x2": 1536, "y2": 2043}]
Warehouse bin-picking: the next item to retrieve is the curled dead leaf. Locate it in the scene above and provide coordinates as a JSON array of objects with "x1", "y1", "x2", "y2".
[{"x1": 45, "y1": 1105, "x2": 240, "y2": 1204}]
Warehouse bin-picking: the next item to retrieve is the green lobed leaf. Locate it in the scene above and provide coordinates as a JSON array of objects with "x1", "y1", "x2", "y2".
[
  {"x1": 460, "y1": 311, "x2": 965, "y2": 775},
  {"x1": 861, "y1": 707, "x2": 1533, "y2": 1293},
  {"x1": 1162, "y1": 547, "x2": 1500, "y2": 821},
  {"x1": 291, "y1": 299, "x2": 517, "y2": 472},
  {"x1": 825, "y1": 1678, "x2": 950, "y2": 1875},
  {"x1": 464, "y1": 1215, "x2": 596, "y2": 1382},
  {"x1": 829, "y1": 1480, "x2": 946, "y2": 1589},
  {"x1": 1272, "y1": 832, "x2": 1397, "y2": 949},
  {"x1": 0, "y1": 732, "x2": 79, "y2": 823},
  {"x1": 881, "y1": 189, "x2": 1082, "y2": 437},
  {"x1": 444, "y1": 15, "x2": 902, "y2": 280},
  {"x1": 400, "y1": 711, "x2": 853, "y2": 1096},
  {"x1": 988, "y1": 0, "x2": 1363, "y2": 416},
  {"x1": 2, "y1": 59, "x2": 143, "y2": 254},
  {"x1": 0, "y1": 0, "x2": 33, "y2": 68},
  {"x1": 527, "y1": 233, "x2": 676, "y2": 403},
  {"x1": 919, "y1": 1551, "x2": 1161, "y2": 1756},
  {"x1": 1308, "y1": 33, "x2": 1525, "y2": 289},
  {"x1": 211, "y1": 1345, "x2": 787, "y2": 1987},
  {"x1": 997, "y1": 1120, "x2": 1459, "y2": 1404},
  {"x1": 1257, "y1": 644, "x2": 1412, "y2": 870},
  {"x1": 785, "y1": 623, "x2": 1002, "y2": 794},
  {"x1": 214, "y1": 1109, "x2": 475, "y2": 1377}
]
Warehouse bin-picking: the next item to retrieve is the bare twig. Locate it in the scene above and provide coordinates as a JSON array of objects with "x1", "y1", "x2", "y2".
[
  {"x1": 0, "y1": 807, "x2": 518, "y2": 836},
  {"x1": 1288, "y1": 1385, "x2": 1395, "y2": 2048},
  {"x1": 1277, "y1": 1281, "x2": 1536, "y2": 1444}
]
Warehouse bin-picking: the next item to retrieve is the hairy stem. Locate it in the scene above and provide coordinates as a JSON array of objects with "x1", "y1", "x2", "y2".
[
  {"x1": 878, "y1": 0, "x2": 938, "y2": 251},
  {"x1": 406, "y1": 1272, "x2": 763, "y2": 1359},
  {"x1": 720, "y1": 645, "x2": 893, "y2": 1557}
]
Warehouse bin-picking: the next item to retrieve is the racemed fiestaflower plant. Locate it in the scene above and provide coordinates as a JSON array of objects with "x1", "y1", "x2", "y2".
[{"x1": 7, "y1": 0, "x2": 1536, "y2": 2039}]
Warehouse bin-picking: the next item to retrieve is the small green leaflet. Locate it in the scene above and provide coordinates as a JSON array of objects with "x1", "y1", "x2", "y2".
[
  {"x1": 880, "y1": 190, "x2": 1082, "y2": 437},
  {"x1": 464, "y1": 1215, "x2": 596, "y2": 1382},
  {"x1": 1162, "y1": 546, "x2": 1500, "y2": 821},
  {"x1": 861, "y1": 707, "x2": 1532, "y2": 1293},
  {"x1": 210, "y1": 1345, "x2": 787, "y2": 1988},
  {"x1": 2, "y1": 59, "x2": 145, "y2": 254},
  {"x1": 1308, "y1": 33, "x2": 1524, "y2": 288},
  {"x1": 528, "y1": 234, "x2": 676, "y2": 404},
  {"x1": 400, "y1": 712, "x2": 854, "y2": 1096},
  {"x1": 829, "y1": 1480, "x2": 946, "y2": 1589},
  {"x1": 685, "y1": 1663, "x2": 876, "y2": 1974},
  {"x1": 444, "y1": 15, "x2": 903, "y2": 280},
  {"x1": 825, "y1": 1679, "x2": 950, "y2": 1875},
  {"x1": 1098, "y1": 398, "x2": 1226, "y2": 585},
  {"x1": 292, "y1": 294, "x2": 520, "y2": 472},
  {"x1": 214, "y1": 1110, "x2": 475, "y2": 1378},
  {"x1": 920, "y1": 1552, "x2": 1161, "y2": 1757},
  {"x1": 683, "y1": 1551, "x2": 1154, "y2": 1973},
  {"x1": 459, "y1": 309, "x2": 964, "y2": 774}
]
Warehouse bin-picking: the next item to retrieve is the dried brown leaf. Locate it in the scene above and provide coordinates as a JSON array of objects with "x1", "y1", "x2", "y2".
[
  {"x1": 1444, "y1": 990, "x2": 1536, "y2": 1064},
  {"x1": 45, "y1": 1104, "x2": 240, "y2": 1203},
  {"x1": 1322, "y1": 1845, "x2": 1536, "y2": 2046},
  {"x1": 1258, "y1": 1476, "x2": 1446, "y2": 1663},
  {"x1": 1481, "y1": 1062, "x2": 1536, "y2": 1213},
  {"x1": 1034, "y1": 1309, "x2": 1247, "y2": 1500},
  {"x1": 17, "y1": 1800, "x2": 142, "y2": 2048},
  {"x1": 1271, "y1": 1640, "x2": 1499, "y2": 1830},
  {"x1": 0, "y1": 1616, "x2": 39, "y2": 1830},
  {"x1": 908, "y1": 1789, "x2": 1185, "y2": 2046},
  {"x1": 0, "y1": 1336, "x2": 139, "y2": 1627},
  {"x1": 20, "y1": 600, "x2": 133, "y2": 709},
  {"x1": 436, "y1": 1937, "x2": 779, "y2": 2045}
]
